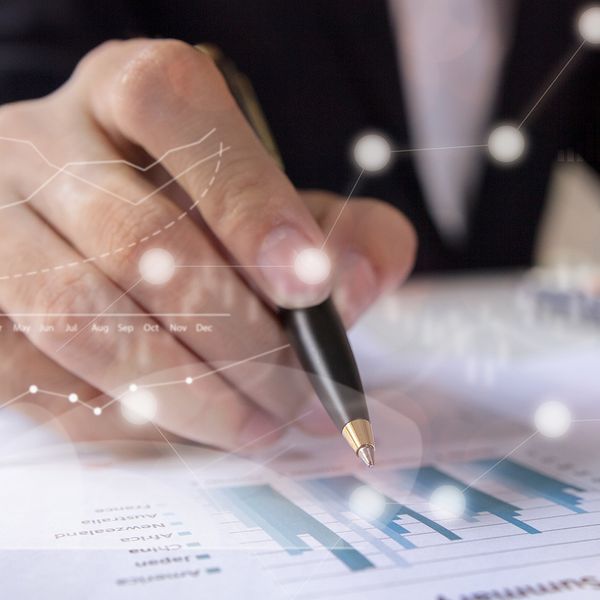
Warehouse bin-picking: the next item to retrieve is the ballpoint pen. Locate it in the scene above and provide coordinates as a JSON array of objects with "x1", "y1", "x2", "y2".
[{"x1": 195, "y1": 44, "x2": 375, "y2": 466}]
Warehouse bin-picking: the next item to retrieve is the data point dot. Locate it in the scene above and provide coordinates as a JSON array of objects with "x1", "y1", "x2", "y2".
[
  {"x1": 487, "y1": 125, "x2": 526, "y2": 164},
  {"x1": 349, "y1": 485, "x2": 387, "y2": 521},
  {"x1": 578, "y1": 6, "x2": 600, "y2": 44},
  {"x1": 129, "y1": 384, "x2": 138, "y2": 393},
  {"x1": 68, "y1": 393, "x2": 79, "y2": 404},
  {"x1": 139, "y1": 248, "x2": 176, "y2": 285},
  {"x1": 120, "y1": 390, "x2": 158, "y2": 425},
  {"x1": 93, "y1": 407, "x2": 103, "y2": 416},
  {"x1": 353, "y1": 133, "x2": 392, "y2": 172},
  {"x1": 185, "y1": 377, "x2": 193, "y2": 385},
  {"x1": 29, "y1": 385, "x2": 38, "y2": 395},
  {"x1": 430, "y1": 485, "x2": 466, "y2": 520},
  {"x1": 293, "y1": 248, "x2": 331, "y2": 286},
  {"x1": 534, "y1": 399, "x2": 571, "y2": 438}
]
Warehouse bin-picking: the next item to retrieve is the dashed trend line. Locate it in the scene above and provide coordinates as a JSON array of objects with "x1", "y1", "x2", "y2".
[{"x1": 0, "y1": 140, "x2": 225, "y2": 281}]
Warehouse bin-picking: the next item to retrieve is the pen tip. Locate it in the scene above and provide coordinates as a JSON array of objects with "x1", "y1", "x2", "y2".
[{"x1": 357, "y1": 445, "x2": 375, "y2": 467}]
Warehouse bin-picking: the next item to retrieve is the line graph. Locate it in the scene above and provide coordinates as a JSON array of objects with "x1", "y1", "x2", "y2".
[
  {"x1": 0, "y1": 127, "x2": 218, "y2": 210},
  {"x1": 0, "y1": 134, "x2": 225, "y2": 281}
]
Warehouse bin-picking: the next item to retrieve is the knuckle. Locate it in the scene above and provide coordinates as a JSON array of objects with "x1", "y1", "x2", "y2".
[
  {"x1": 111, "y1": 39, "x2": 209, "y2": 128},
  {"x1": 70, "y1": 39, "x2": 137, "y2": 91},
  {"x1": 76, "y1": 39, "x2": 125, "y2": 72}
]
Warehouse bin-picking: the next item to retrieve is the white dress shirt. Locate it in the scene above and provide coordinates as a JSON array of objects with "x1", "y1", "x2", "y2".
[{"x1": 387, "y1": 0, "x2": 513, "y2": 244}]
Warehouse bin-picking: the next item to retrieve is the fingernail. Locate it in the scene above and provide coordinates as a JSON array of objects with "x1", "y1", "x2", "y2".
[
  {"x1": 333, "y1": 251, "x2": 378, "y2": 326},
  {"x1": 258, "y1": 225, "x2": 331, "y2": 308},
  {"x1": 238, "y1": 411, "x2": 283, "y2": 448}
]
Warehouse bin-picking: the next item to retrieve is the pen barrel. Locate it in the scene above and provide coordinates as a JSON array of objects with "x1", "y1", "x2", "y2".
[{"x1": 281, "y1": 297, "x2": 369, "y2": 431}]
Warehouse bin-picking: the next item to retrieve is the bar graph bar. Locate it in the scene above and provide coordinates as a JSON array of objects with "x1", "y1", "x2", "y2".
[
  {"x1": 306, "y1": 475, "x2": 459, "y2": 546},
  {"x1": 399, "y1": 466, "x2": 540, "y2": 534},
  {"x1": 215, "y1": 484, "x2": 374, "y2": 571},
  {"x1": 473, "y1": 459, "x2": 586, "y2": 513}
]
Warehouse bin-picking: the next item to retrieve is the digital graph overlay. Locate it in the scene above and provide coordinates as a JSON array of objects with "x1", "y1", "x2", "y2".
[
  {"x1": 0, "y1": 130, "x2": 227, "y2": 281},
  {"x1": 0, "y1": 15, "x2": 598, "y2": 595}
]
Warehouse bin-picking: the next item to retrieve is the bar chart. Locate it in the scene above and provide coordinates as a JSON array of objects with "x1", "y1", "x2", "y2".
[{"x1": 211, "y1": 453, "x2": 600, "y2": 598}]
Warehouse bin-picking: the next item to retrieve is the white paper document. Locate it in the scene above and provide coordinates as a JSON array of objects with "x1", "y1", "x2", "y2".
[{"x1": 1, "y1": 395, "x2": 599, "y2": 600}]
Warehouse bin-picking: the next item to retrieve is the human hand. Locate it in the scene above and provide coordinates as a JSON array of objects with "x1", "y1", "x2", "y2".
[{"x1": 0, "y1": 39, "x2": 416, "y2": 450}]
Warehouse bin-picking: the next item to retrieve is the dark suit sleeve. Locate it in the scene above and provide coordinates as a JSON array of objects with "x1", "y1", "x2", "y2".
[
  {"x1": 0, "y1": 0, "x2": 144, "y2": 104},
  {"x1": 570, "y1": 50, "x2": 600, "y2": 172}
]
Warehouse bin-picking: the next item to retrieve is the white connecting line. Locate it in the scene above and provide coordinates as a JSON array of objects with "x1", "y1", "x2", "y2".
[
  {"x1": 321, "y1": 141, "x2": 489, "y2": 249},
  {"x1": 322, "y1": 39, "x2": 589, "y2": 248},
  {"x1": 0, "y1": 127, "x2": 219, "y2": 210},
  {"x1": 138, "y1": 343, "x2": 291, "y2": 391},
  {"x1": 55, "y1": 278, "x2": 143, "y2": 353},
  {"x1": 518, "y1": 41, "x2": 586, "y2": 130},
  {"x1": 462, "y1": 431, "x2": 539, "y2": 492},
  {"x1": 0, "y1": 343, "x2": 293, "y2": 417},
  {"x1": 321, "y1": 169, "x2": 364, "y2": 248}
]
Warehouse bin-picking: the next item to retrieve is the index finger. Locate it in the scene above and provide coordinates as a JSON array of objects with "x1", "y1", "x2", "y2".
[{"x1": 77, "y1": 39, "x2": 332, "y2": 309}]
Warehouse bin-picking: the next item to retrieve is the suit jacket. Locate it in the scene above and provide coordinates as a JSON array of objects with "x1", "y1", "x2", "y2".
[{"x1": 0, "y1": 0, "x2": 598, "y2": 272}]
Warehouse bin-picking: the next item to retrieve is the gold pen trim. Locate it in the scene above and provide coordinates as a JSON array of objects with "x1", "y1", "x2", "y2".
[{"x1": 341, "y1": 418, "x2": 375, "y2": 454}]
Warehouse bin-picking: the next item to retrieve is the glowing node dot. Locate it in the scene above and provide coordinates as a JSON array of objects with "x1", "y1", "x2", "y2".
[
  {"x1": 68, "y1": 393, "x2": 79, "y2": 404},
  {"x1": 429, "y1": 485, "x2": 466, "y2": 520},
  {"x1": 293, "y1": 248, "x2": 331, "y2": 286},
  {"x1": 93, "y1": 407, "x2": 102, "y2": 416},
  {"x1": 138, "y1": 248, "x2": 176, "y2": 285},
  {"x1": 129, "y1": 383, "x2": 138, "y2": 393},
  {"x1": 578, "y1": 6, "x2": 600, "y2": 44},
  {"x1": 348, "y1": 485, "x2": 387, "y2": 521},
  {"x1": 534, "y1": 399, "x2": 572, "y2": 438},
  {"x1": 353, "y1": 133, "x2": 392, "y2": 172},
  {"x1": 120, "y1": 390, "x2": 158, "y2": 425},
  {"x1": 488, "y1": 125, "x2": 526, "y2": 164},
  {"x1": 185, "y1": 377, "x2": 193, "y2": 385},
  {"x1": 29, "y1": 385, "x2": 38, "y2": 394}
]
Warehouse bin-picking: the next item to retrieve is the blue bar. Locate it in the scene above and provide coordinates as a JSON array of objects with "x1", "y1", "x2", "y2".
[
  {"x1": 215, "y1": 484, "x2": 374, "y2": 572},
  {"x1": 305, "y1": 475, "x2": 460, "y2": 549},
  {"x1": 401, "y1": 467, "x2": 540, "y2": 534},
  {"x1": 473, "y1": 459, "x2": 586, "y2": 513}
]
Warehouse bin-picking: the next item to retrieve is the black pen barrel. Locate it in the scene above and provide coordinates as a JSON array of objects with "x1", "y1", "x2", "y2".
[{"x1": 280, "y1": 297, "x2": 369, "y2": 431}]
